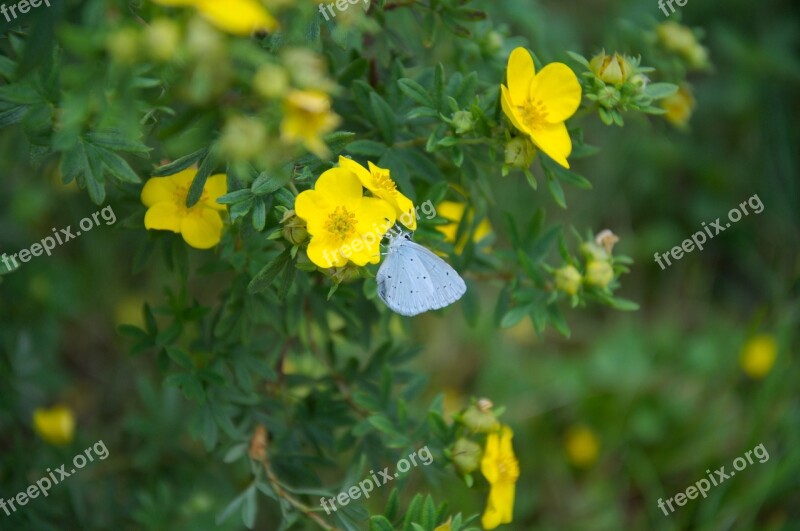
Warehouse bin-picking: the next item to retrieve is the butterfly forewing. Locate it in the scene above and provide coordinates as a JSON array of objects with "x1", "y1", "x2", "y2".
[{"x1": 376, "y1": 237, "x2": 466, "y2": 316}]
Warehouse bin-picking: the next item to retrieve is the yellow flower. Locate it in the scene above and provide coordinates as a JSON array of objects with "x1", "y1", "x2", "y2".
[
  {"x1": 141, "y1": 167, "x2": 228, "y2": 249},
  {"x1": 740, "y1": 334, "x2": 777, "y2": 379},
  {"x1": 564, "y1": 425, "x2": 599, "y2": 467},
  {"x1": 294, "y1": 166, "x2": 395, "y2": 268},
  {"x1": 33, "y1": 406, "x2": 75, "y2": 445},
  {"x1": 152, "y1": 0, "x2": 278, "y2": 36},
  {"x1": 436, "y1": 201, "x2": 492, "y2": 255},
  {"x1": 337, "y1": 156, "x2": 416, "y2": 230},
  {"x1": 281, "y1": 90, "x2": 341, "y2": 158},
  {"x1": 480, "y1": 425, "x2": 519, "y2": 530},
  {"x1": 501, "y1": 47, "x2": 582, "y2": 169},
  {"x1": 656, "y1": 22, "x2": 709, "y2": 69},
  {"x1": 661, "y1": 84, "x2": 696, "y2": 128}
]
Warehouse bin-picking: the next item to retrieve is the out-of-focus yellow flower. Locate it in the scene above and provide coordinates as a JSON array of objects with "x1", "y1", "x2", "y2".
[
  {"x1": 501, "y1": 47, "x2": 581, "y2": 169},
  {"x1": 294, "y1": 166, "x2": 395, "y2": 268},
  {"x1": 590, "y1": 51, "x2": 633, "y2": 85},
  {"x1": 656, "y1": 22, "x2": 709, "y2": 69},
  {"x1": 661, "y1": 84, "x2": 696, "y2": 128},
  {"x1": 564, "y1": 425, "x2": 599, "y2": 467},
  {"x1": 480, "y1": 425, "x2": 518, "y2": 529},
  {"x1": 33, "y1": 406, "x2": 75, "y2": 445},
  {"x1": 141, "y1": 168, "x2": 228, "y2": 249},
  {"x1": 338, "y1": 157, "x2": 416, "y2": 230},
  {"x1": 219, "y1": 116, "x2": 268, "y2": 161},
  {"x1": 281, "y1": 90, "x2": 341, "y2": 158},
  {"x1": 740, "y1": 334, "x2": 777, "y2": 379},
  {"x1": 436, "y1": 201, "x2": 492, "y2": 255},
  {"x1": 555, "y1": 265, "x2": 582, "y2": 296},
  {"x1": 144, "y1": 18, "x2": 181, "y2": 61},
  {"x1": 585, "y1": 260, "x2": 614, "y2": 289},
  {"x1": 152, "y1": 0, "x2": 278, "y2": 36}
]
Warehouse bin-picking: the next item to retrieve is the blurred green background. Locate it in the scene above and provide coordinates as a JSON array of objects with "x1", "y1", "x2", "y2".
[{"x1": 1, "y1": 0, "x2": 798, "y2": 529}]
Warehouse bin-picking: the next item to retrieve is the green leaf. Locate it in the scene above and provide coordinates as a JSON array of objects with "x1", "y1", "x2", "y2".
[
  {"x1": 251, "y1": 172, "x2": 286, "y2": 195},
  {"x1": 165, "y1": 346, "x2": 193, "y2": 369},
  {"x1": 252, "y1": 197, "x2": 267, "y2": 231},
  {"x1": 187, "y1": 148, "x2": 217, "y2": 208},
  {"x1": 347, "y1": 140, "x2": 388, "y2": 157},
  {"x1": 83, "y1": 143, "x2": 106, "y2": 205},
  {"x1": 608, "y1": 297, "x2": 640, "y2": 311},
  {"x1": 248, "y1": 249, "x2": 290, "y2": 294},
  {"x1": 367, "y1": 415, "x2": 399, "y2": 435},
  {"x1": 217, "y1": 189, "x2": 252, "y2": 205},
  {"x1": 85, "y1": 129, "x2": 151, "y2": 155},
  {"x1": 370, "y1": 92, "x2": 397, "y2": 144},
  {"x1": 96, "y1": 147, "x2": 141, "y2": 184},
  {"x1": 645, "y1": 82, "x2": 679, "y2": 100},
  {"x1": 0, "y1": 106, "x2": 28, "y2": 128},
  {"x1": 369, "y1": 516, "x2": 394, "y2": 531},
  {"x1": 153, "y1": 147, "x2": 208, "y2": 176},
  {"x1": 398, "y1": 78, "x2": 434, "y2": 108},
  {"x1": 546, "y1": 174, "x2": 567, "y2": 208},
  {"x1": 500, "y1": 305, "x2": 531, "y2": 328}
]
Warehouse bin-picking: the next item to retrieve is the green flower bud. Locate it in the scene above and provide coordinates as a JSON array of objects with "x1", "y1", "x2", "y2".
[
  {"x1": 585, "y1": 260, "x2": 614, "y2": 288},
  {"x1": 452, "y1": 438, "x2": 482, "y2": 474},
  {"x1": 461, "y1": 404, "x2": 499, "y2": 433},
  {"x1": 281, "y1": 210, "x2": 309, "y2": 245},
  {"x1": 504, "y1": 137, "x2": 536, "y2": 169},
  {"x1": 555, "y1": 265, "x2": 582, "y2": 296},
  {"x1": 579, "y1": 242, "x2": 608, "y2": 261},
  {"x1": 597, "y1": 86, "x2": 621, "y2": 109},
  {"x1": 590, "y1": 52, "x2": 633, "y2": 85},
  {"x1": 452, "y1": 110, "x2": 475, "y2": 135},
  {"x1": 485, "y1": 31, "x2": 503, "y2": 55}
]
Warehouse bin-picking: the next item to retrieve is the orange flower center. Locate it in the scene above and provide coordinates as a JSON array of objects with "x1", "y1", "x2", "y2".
[
  {"x1": 371, "y1": 169, "x2": 397, "y2": 195},
  {"x1": 491, "y1": 455, "x2": 519, "y2": 483},
  {"x1": 518, "y1": 100, "x2": 549, "y2": 130},
  {"x1": 325, "y1": 206, "x2": 357, "y2": 242}
]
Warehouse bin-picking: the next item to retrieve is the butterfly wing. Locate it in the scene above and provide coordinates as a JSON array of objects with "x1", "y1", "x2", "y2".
[{"x1": 376, "y1": 238, "x2": 466, "y2": 316}]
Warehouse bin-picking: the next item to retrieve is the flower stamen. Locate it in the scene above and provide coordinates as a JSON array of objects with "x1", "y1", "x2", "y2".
[{"x1": 325, "y1": 205, "x2": 357, "y2": 242}]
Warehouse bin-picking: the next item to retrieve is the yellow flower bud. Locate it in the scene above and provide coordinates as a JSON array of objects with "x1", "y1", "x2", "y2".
[
  {"x1": 555, "y1": 265, "x2": 582, "y2": 296},
  {"x1": 590, "y1": 52, "x2": 633, "y2": 85},
  {"x1": 504, "y1": 137, "x2": 536, "y2": 169},
  {"x1": 564, "y1": 425, "x2": 599, "y2": 467},
  {"x1": 144, "y1": 19, "x2": 181, "y2": 62},
  {"x1": 585, "y1": 260, "x2": 613, "y2": 288},
  {"x1": 254, "y1": 64, "x2": 290, "y2": 99},
  {"x1": 656, "y1": 22, "x2": 709, "y2": 69},
  {"x1": 740, "y1": 335, "x2": 777, "y2": 379},
  {"x1": 452, "y1": 438, "x2": 482, "y2": 474},
  {"x1": 186, "y1": 17, "x2": 224, "y2": 59},
  {"x1": 579, "y1": 241, "x2": 608, "y2": 261},
  {"x1": 33, "y1": 406, "x2": 75, "y2": 446}
]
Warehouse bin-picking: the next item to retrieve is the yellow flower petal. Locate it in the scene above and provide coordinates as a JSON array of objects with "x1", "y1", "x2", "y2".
[
  {"x1": 144, "y1": 201, "x2": 184, "y2": 233},
  {"x1": 313, "y1": 167, "x2": 363, "y2": 210},
  {"x1": 307, "y1": 233, "x2": 348, "y2": 268},
  {"x1": 204, "y1": 174, "x2": 228, "y2": 211},
  {"x1": 167, "y1": 167, "x2": 197, "y2": 188},
  {"x1": 354, "y1": 197, "x2": 396, "y2": 238},
  {"x1": 141, "y1": 176, "x2": 178, "y2": 207},
  {"x1": 500, "y1": 85, "x2": 530, "y2": 135},
  {"x1": 338, "y1": 156, "x2": 373, "y2": 187},
  {"x1": 506, "y1": 47, "x2": 536, "y2": 104},
  {"x1": 529, "y1": 120, "x2": 572, "y2": 169},
  {"x1": 295, "y1": 190, "x2": 331, "y2": 235},
  {"x1": 393, "y1": 192, "x2": 417, "y2": 230},
  {"x1": 181, "y1": 207, "x2": 223, "y2": 249},
  {"x1": 482, "y1": 482, "x2": 515, "y2": 529},
  {"x1": 529, "y1": 62, "x2": 582, "y2": 124},
  {"x1": 194, "y1": 0, "x2": 278, "y2": 35}
]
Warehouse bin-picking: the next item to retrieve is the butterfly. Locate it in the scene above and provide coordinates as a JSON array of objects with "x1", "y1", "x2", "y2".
[{"x1": 376, "y1": 229, "x2": 467, "y2": 316}]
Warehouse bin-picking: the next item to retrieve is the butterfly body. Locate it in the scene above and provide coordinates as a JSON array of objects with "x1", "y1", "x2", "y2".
[{"x1": 376, "y1": 231, "x2": 467, "y2": 316}]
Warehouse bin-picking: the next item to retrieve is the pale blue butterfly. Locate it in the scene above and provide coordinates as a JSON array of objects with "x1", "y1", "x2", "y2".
[{"x1": 376, "y1": 228, "x2": 466, "y2": 316}]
